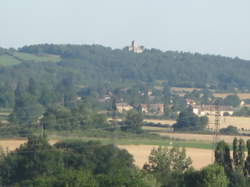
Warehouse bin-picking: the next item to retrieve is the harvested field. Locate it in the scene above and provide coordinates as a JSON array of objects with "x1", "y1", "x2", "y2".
[
  {"x1": 0, "y1": 139, "x2": 58, "y2": 152},
  {"x1": 213, "y1": 93, "x2": 250, "y2": 99},
  {"x1": 158, "y1": 132, "x2": 250, "y2": 143},
  {"x1": 144, "y1": 119, "x2": 176, "y2": 125},
  {"x1": 208, "y1": 116, "x2": 250, "y2": 130},
  {"x1": 0, "y1": 139, "x2": 213, "y2": 169},
  {"x1": 171, "y1": 87, "x2": 203, "y2": 92},
  {"x1": 108, "y1": 118, "x2": 176, "y2": 125},
  {"x1": 118, "y1": 145, "x2": 213, "y2": 169}
]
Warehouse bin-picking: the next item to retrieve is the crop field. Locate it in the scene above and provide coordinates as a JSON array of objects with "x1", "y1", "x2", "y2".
[
  {"x1": 144, "y1": 119, "x2": 176, "y2": 125},
  {"x1": 208, "y1": 116, "x2": 250, "y2": 131},
  {"x1": 0, "y1": 139, "x2": 58, "y2": 152},
  {"x1": 0, "y1": 138, "x2": 212, "y2": 169},
  {"x1": 171, "y1": 87, "x2": 203, "y2": 92},
  {"x1": 213, "y1": 93, "x2": 250, "y2": 99},
  {"x1": 107, "y1": 118, "x2": 176, "y2": 125},
  {"x1": 118, "y1": 145, "x2": 213, "y2": 169},
  {"x1": 1, "y1": 130, "x2": 249, "y2": 170}
]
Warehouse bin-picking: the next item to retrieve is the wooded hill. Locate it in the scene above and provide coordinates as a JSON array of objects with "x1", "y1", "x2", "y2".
[{"x1": 0, "y1": 44, "x2": 250, "y2": 109}]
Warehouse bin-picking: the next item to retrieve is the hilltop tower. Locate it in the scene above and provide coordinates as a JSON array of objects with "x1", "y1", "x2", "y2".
[{"x1": 129, "y1": 40, "x2": 144, "y2": 53}]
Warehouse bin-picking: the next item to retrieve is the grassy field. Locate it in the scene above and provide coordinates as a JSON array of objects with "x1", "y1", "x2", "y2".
[
  {"x1": 142, "y1": 126, "x2": 170, "y2": 131},
  {"x1": 0, "y1": 55, "x2": 21, "y2": 66},
  {"x1": 13, "y1": 52, "x2": 61, "y2": 63},
  {"x1": 0, "y1": 52, "x2": 61, "y2": 67}
]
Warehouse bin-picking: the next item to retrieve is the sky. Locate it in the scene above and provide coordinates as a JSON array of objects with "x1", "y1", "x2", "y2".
[{"x1": 1, "y1": 0, "x2": 250, "y2": 59}]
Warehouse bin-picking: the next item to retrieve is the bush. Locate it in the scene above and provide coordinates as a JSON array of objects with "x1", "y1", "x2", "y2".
[
  {"x1": 173, "y1": 109, "x2": 208, "y2": 131},
  {"x1": 220, "y1": 126, "x2": 239, "y2": 135}
]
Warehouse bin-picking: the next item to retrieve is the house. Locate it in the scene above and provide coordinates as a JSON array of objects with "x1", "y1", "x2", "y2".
[
  {"x1": 139, "y1": 104, "x2": 149, "y2": 113},
  {"x1": 186, "y1": 99, "x2": 196, "y2": 105},
  {"x1": 191, "y1": 105, "x2": 234, "y2": 116},
  {"x1": 139, "y1": 104, "x2": 164, "y2": 115},
  {"x1": 98, "y1": 95, "x2": 111, "y2": 103},
  {"x1": 116, "y1": 103, "x2": 133, "y2": 113}
]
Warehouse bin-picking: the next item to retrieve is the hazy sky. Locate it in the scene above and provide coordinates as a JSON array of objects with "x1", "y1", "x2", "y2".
[{"x1": 1, "y1": 0, "x2": 250, "y2": 59}]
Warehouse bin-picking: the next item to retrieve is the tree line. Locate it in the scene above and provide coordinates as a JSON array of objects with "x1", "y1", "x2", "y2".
[{"x1": 1, "y1": 136, "x2": 250, "y2": 186}]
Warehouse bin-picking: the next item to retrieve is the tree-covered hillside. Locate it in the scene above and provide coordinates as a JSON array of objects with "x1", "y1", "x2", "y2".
[
  {"x1": 18, "y1": 44, "x2": 250, "y2": 90},
  {"x1": 0, "y1": 44, "x2": 250, "y2": 110}
]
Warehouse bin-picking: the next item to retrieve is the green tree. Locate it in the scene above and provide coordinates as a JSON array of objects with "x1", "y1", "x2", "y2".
[
  {"x1": 229, "y1": 170, "x2": 250, "y2": 187},
  {"x1": 0, "y1": 136, "x2": 63, "y2": 186},
  {"x1": 214, "y1": 141, "x2": 232, "y2": 174},
  {"x1": 223, "y1": 95, "x2": 241, "y2": 107},
  {"x1": 199, "y1": 164, "x2": 229, "y2": 187},
  {"x1": 143, "y1": 146, "x2": 192, "y2": 185},
  {"x1": 244, "y1": 140, "x2": 250, "y2": 177},
  {"x1": 122, "y1": 110, "x2": 144, "y2": 133},
  {"x1": 173, "y1": 108, "x2": 208, "y2": 131},
  {"x1": 9, "y1": 82, "x2": 44, "y2": 126},
  {"x1": 232, "y1": 138, "x2": 245, "y2": 176},
  {"x1": 220, "y1": 125, "x2": 238, "y2": 135}
]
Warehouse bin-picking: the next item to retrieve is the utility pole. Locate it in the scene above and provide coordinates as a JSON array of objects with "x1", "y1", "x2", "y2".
[
  {"x1": 211, "y1": 99, "x2": 221, "y2": 162},
  {"x1": 213, "y1": 100, "x2": 220, "y2": 145}
]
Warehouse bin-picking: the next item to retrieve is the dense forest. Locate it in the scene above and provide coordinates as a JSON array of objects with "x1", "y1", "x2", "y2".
[
  {"x1": 1, "y1": 44, "x2": 250, "y2": 91},
  {"x1": 18, "y1": 44, "x2": 250, "y2": 89}
]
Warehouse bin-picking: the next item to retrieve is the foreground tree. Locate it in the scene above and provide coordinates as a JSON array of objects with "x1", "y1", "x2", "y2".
[
  {"x1": 0, "y1": 136, "x2": 63, "y2": 186},
  {"x1": 143, "y1": 146, "x2": 192, "y2": 185},
  {"x1": 244, "y1": 139, "x2": 250, "y2": 177},
  {"x1": 233, "y1": 138, "x2": 245, "y2": 172},
  {"x1": 215, "y1": 141, "x2": 233, "y2": 174},
  {"x1": 199, "y1": 164, "x2": 229, "y2": 187}
]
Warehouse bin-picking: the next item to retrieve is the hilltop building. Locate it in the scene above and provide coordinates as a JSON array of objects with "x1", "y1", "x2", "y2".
[{"x1": 129, "y1": 40, "x2": 144, "y2": 53}]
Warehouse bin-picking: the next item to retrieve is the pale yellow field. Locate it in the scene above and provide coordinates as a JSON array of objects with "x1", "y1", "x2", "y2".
[
  {"x1": 171, "y1": 87, "x2": 203, "y2": 92},
  {"x1": 208, "y1": 116, "x2": 250, "y2": 130},
  {"x1": 0, "y1": 139, "x2": 58, "y2": 152},
  {"x1": 108, "y1": 118, "x2": 176, "y2": 125},
  {"x1": 144, "y1": 119, "x2": 176, "y2": 125},
  {"x1": 0, "y1": 139, "x2": 213, "y2": 170},
  {"x1": 213, "y1": 93, "x2": 250, "y2": 99},
  {"x1": 118, "y1": 145, "x2": 213, "y2": 169}
]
